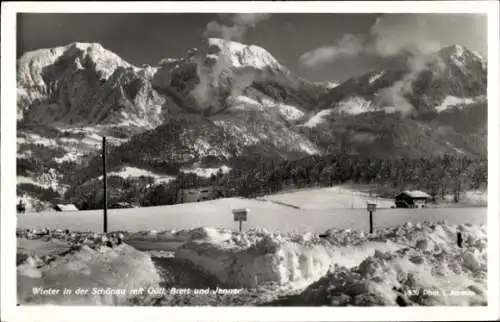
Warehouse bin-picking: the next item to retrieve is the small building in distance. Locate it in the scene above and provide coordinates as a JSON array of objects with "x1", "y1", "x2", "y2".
[
  {"x1": 394, "y1": 190, "x2": 431, "y2": 208},
  {"x1": 177, "y1": 187, "x2": 214, "y2": 203},
  {"x1": 53, "y1": 204, "x2": 79, "y2": 212},
  {"x1": 111, "y1": 202, "x2": 135, "y2": 209}
]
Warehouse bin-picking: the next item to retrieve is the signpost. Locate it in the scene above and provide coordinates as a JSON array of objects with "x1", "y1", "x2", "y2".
[
  {"x1": 232, "y1": 208, "x2": 248, "y2": 232},
  {"x1": 366, "y1": 202, "x2": 377, "y2": 234}
]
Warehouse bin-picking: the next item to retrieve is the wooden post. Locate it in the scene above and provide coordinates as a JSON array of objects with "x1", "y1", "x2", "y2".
[
  {"x1": 102, "y1": 136, "x2": 108, "y2": 233},
  {"x1": 457, "y1": 231, "x2": 463, "y2": 248},
  {"x1": 367, "y1": 202, "x2": 376, "y2": 234},
  {"x1": 369, "y1": 211, "x2": 373, "y2": 234}
]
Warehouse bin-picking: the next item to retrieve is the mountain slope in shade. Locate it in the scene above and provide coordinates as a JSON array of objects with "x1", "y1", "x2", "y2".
[{"x1": 299, "y1": 107, "x2": 486, "y2": 159}]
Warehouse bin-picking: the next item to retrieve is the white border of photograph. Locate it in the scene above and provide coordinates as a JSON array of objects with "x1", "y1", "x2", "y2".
[{"x1": 1, "y1": 1, "x2": 499, "y2": 321}]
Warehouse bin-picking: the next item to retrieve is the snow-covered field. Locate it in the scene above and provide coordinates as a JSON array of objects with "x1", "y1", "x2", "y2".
[
  {"x1": 261, "y1": 186, "x2": 395, "y2": 209},
  {"x1": 16, "y1": 186, "x2": 488, "y2": 306},
  {"x1": 17, "y1": 196, "x2": 486, "y2": 233}
]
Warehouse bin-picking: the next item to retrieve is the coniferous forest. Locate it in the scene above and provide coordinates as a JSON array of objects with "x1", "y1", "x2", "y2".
[{"x1": 51, "y1": 154, "x2": 486, "y2": 210}]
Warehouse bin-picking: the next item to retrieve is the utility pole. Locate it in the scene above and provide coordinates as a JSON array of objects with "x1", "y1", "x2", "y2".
[{"x1": 102, "y1": 136, "x2": 108, "y2": 233}]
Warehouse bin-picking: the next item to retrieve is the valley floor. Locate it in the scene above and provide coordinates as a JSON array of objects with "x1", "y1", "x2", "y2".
[{"x1": 15, "y1": 186, "x2": 488, "y2": 306}]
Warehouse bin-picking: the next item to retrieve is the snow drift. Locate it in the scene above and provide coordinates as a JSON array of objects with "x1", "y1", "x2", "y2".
[
  {"x1": 284, "y1": 222, "x2": 487, "y2": 306},
  {"x1": 17, "y1": 241, "x2": 161, "y2": 305},
  {"x1": 170, "y1": 222, "x2": 487, "y2": 305},
  {"x1": 175, "y1": 228, "x2": 336, "y2": 289}
]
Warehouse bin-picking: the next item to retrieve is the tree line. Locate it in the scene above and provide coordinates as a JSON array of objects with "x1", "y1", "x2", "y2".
[{"x1": 61, "y1": 153, "x2": 486, "y2": 210}]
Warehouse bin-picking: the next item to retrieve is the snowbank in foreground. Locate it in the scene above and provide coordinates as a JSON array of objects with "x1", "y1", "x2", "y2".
[
  {"x1": 288, "y1": 222, "x2": 487, "y2": 306},
  {"x1": 176, "y1": 229, "x2": 335, "y2": 288},
  {"x1": 16, "y1": 220, "x2": 487, "y2": 306},
  {"x1": 172, "y1": 222, "x2": 486, "y2": 306},
  {"x1": 17, "y1": 243, "x2": 161, "y2": 305}
]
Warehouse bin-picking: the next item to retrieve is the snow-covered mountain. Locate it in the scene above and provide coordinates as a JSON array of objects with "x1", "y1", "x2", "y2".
[
  {"x1": 18, "y1": 42, "x2": 166, "y2": 129},
  {"x1": 16, "y1": 39, "x2": 326, "y2": 209},
  {"x1": 17, "y1": 39, "x2": 487, "y2": 210},
  {"x1": 310, "y1": 44, "x2": 486, "y2": 119}
]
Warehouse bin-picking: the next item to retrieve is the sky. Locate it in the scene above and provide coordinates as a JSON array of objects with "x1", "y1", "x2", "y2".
[{"x1": 17, "y1": 13, "x2": 487, "y2": 83}]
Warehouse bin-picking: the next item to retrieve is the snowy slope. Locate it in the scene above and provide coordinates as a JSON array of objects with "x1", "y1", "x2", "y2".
[
  {"x1": 435, "y1": 95, "x2": 484, "y2": 113},
  {"x1": 207, "y1": 38, "x2": 284, "y2": 71},
  {"x1": 190, "y1": 38, "x2": 322, "y2": 112},
  {"x1": 18, "y1": 43, "x2": 133, "y2": 120},
  {"x1": 105, "y1": 166, "x2": 175, "y2": 184}
]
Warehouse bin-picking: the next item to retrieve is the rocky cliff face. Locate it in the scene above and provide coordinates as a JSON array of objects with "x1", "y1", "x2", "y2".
[{"x1": 18, "y1": 42, "x2": 168, "y2": 130}]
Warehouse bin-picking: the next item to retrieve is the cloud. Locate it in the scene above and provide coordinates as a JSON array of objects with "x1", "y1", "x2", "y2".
[
  {"x1": 377, "y1": 52, "x2": 446, "y2": 116},
  {"x1": 300, "y1": 14, "x2": 487, "y2": 68},
  {"x1": 192, "y1": 14, "x2": 272, "y2": 109},
  {"x1": 204, "y1": 13, "x2": 272, "y2": 41},
  {"x1": 299, "y1": 34, "x2": 364, "y2": 68},
  {"x1": 229, "y1": 13, "x2": 272, "y2": 27},
  {"x1": 370, "y1": 15, "x2": 443, "y2": 57}
]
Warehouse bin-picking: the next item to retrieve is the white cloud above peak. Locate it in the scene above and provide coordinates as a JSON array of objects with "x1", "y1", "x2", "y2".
[
  {"x1": 299, "y1": 14, "x2": 486, "y2": 68},
  {"x1": 205, "y1": 13, "x2": 272, "y2": 41},
  {"x1": 299, "y1": 34, "x2": 364, "y2": 68}
]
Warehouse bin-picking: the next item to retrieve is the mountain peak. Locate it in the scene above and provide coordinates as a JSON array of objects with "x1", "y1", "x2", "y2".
[
  {"x1": 18, "y1": 42, "x2": 136, "y2": 85},
  {"x1": 437, "y1": 44, "x2": 486, "y2": 71},
  {"x1": 204, "y1": 37, "x2": 282, "y2": 71},
  {"x1": 69, "y1": 41, "x2": 104, "y2": 50},
  {"x1": 439, "y1": 44, "x2": 469, "y2": 58}
]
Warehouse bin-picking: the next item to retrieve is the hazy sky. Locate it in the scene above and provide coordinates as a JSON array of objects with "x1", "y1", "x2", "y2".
[{"x1": 18, "y1": 13, "x2": 487, "y2": 82}]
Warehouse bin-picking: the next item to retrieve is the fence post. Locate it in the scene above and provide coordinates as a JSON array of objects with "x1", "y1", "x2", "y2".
[
  {"x1": 369, "y1": 210, "x2": 373, "y2": 234},
  {"x1": 367, "y1": 202, "x2": 376, "y2": 234}
]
